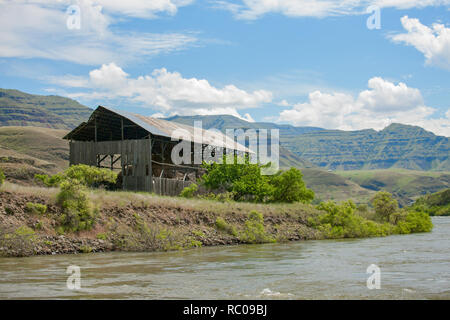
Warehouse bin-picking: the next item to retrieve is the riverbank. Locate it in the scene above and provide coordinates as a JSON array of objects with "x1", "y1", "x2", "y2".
[{"x1": 0, "y1": 182, "x2": 323, "y2": 257}]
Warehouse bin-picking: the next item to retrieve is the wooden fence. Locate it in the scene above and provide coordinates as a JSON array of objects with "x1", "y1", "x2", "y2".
[{"x1": 152, "y1": 177, "x2": 193, "y2": 196}]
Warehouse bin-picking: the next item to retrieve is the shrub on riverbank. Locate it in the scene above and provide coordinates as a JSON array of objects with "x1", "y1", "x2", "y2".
[
  {"x1": 239, "y1": 210, "x2": 276, "y2": 244},
  {"x1": 309, "y1": 200, "x2": 393, "y2": 239},
  {"x1": 215, "y1": 217, "x2": 237, "y2": 236},
  {"x1": 35, "y1": 165, "x2": 116, "y2": 233},
  {"x1": 309, "y1": 192, "x2": 434, "y2": 238},
  {"x1": 25, "y1": 202, "x2": 47, "y2": 215},
  {"x1": 0, "y1": 168, "x2": 5, "y2": 187},
  {"x1": 394, "y1": 210, "x2": 433, "y2": 234},
  {"x1": 56, "y1": 180, "x2": 97, "y2": 232}
]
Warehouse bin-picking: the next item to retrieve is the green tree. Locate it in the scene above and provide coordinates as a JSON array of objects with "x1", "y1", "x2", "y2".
[
  {"x1": 201, "y1": 155, "x2": 273, "y2": 202},
  {"x1": 269, "y1": 168, "x2": 314, "y2": 203},
  {"x1": 372, "y1": 191, "x2": 399, "y2": 221}
]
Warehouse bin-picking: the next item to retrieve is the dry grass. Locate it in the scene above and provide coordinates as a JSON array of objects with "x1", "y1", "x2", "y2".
[
  {"x1": 90, "y1": 188, "x2": 319, "y2": 217},
  {"x1": 1, "y1": 181, "x2": 59, "y2": 200},
  {"x1": 1, "y1": 182, "x2": 320, "y2": 219}
]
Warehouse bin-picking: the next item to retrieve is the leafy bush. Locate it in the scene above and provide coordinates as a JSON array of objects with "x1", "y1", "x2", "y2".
[
  {"x1": 34, "y1": 173, "x2": 63, "y2": 187},
  {"x1": 96, "y1": 233, "x2": 107, "y2": 240},
  {"x1": 311, "y1": 198, "x2": 434, "y2": 239},
  {"x1": 25, "y1": 202, "x2": 47, "y2": 215},
  {"x1": 180, "y1": 183, "x2": 198, "y2": 198},
  {"x1": 0, "y1": 168, "x2": 5, "y2": 186},
  {"x1": 239, "y1": 210, "x2": 275, "y2": 244},
  {"x1": 395, "y1": 210, "x2": 433, "y2": 234},
  {"x1": 35, "y1": 164, "x2": 117, "y2": 189},
  {"x1": 64, "y1": 165, "x2": 117, "y2": 188},
  {"x1": 56, "y1": 179, "x2": 97, "y2": 232},
  {"x1": 80, "y1": 245, "x2": 93, "y2": 253},
  {"x1": 269, "y1": 168, "x2": 314, "y2": 203},
  {"x1": 215, "y1": 217, "x2": 237, "y2": 236},
  {"x1": 372, "y1": 191, "x2": 399, "y2": 221},
  {"x1": 310, "y1": 200, "x2": 393, "y2": 238}
]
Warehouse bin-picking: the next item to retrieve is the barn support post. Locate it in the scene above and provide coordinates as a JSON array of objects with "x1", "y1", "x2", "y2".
[{"x1": 149, "y1": 136, "x2": 153, "y2": 191}]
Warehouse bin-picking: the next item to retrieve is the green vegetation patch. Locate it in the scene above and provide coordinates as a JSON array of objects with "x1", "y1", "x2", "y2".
[
  {"x1": 239, "y1": 210, "x2": 276, "y2": 244},
  {"x1": 0, "y1": 168, "x2": 5, "y2": 186},
  {"x1": 25, "y1": 202, "x2": 47, "y2": 215},
  {"x1": 410, "y1": 188, "x2": 450, "y2": 216},
  {"x1": 309, "y1": 191, "x2": 433, "y2": 239}
]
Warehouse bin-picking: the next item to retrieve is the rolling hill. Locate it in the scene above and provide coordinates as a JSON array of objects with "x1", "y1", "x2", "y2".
[
  {"x1": 0, "y1": 126, "x2": 69, "y2": 183},
  {"x1": 336, "y1": 169, "x2": 450, "y2": 206},
  {"x1": 0, "y1": 88, "x2": 92, "y2": 129}
]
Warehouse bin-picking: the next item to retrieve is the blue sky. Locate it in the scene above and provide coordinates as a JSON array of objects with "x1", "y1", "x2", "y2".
[{"x1": 0, "y1": 0, "x2": 449, "y2": 136}]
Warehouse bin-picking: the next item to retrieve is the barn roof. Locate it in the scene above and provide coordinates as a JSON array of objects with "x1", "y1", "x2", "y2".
[{"x1": 64, "y1": 106, "x2": 252, "y2": 153}]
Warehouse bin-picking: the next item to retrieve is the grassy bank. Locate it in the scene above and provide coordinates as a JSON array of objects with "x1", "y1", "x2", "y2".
[{"x1": 0, "y1": 181, "x2": 433, "y2": 257}]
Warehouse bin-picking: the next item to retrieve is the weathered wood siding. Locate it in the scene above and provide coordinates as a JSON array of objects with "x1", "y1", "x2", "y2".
[
  {"x1": 152, "y1": 177, "x2": 192, "y2": 197},
  {"x1": 69, "y1": 139, "x2": 152, "y2": 192}
]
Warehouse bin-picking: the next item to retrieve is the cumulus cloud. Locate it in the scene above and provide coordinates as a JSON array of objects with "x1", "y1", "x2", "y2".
[
  {"x1": 391, "y1": 16, "x2": 450, "y2": 70},
  {"x1": 0, "y1": 0, "x2": 197, "y2": 65},
  {"x1": 277, "y1": 77, "x2": 450, "y2": 136},
  {"x1": 215, "y1": 0, "x2": 450, "y2": 20},
  {"x1": 52, "y1": 63, "x2": 273, "y2": 120}
]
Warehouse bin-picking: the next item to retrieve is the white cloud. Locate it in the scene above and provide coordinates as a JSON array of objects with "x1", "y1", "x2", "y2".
[
  {"x1": 391, "y1": 16, "x2": 450, "y2": 70},
  {"x1": 215, "y1": 0, "x2": 450, "y2": 20},
  {"x1": 277, "y1": 77, "x2": 450, "y2": 136},
  {"x1": 53, "y1": 63, "x2": 273, "y2": 119},
  {"x1": 277, "y1": 99, "x2": 291, "y2": 107},
  {"x1": 0, "y1": 0, "x2": 197, "y2": 65},
  {"x1": 95, "y1": 0, "x2": 194, "y2": 18}
]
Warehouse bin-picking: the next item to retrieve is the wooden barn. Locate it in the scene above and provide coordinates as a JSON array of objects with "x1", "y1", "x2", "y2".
[{"x1": 64, "y1": 106, "x2": 250, "y2": 195}]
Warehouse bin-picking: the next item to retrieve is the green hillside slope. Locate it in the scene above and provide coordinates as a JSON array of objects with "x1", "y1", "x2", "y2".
[
  {"x1": 336, "y1": 169, "x2": 450, "y2": 206},
  {"x1": 0, "y1": 126, "x2": 69, "y2": 183},
  {"x1": 410, "y1": 188, "x2": 450, "y2": 216},
  {"x1": 0, "y1": 88, "x2": 91, "y2": 129}
]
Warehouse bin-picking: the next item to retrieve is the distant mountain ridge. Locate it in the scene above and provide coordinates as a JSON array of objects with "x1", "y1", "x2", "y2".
[
  {"x1": 168, "y1": 115, "x2": 450, "y2": 171},
  {"x1": 166, "y1": 114, "x2": 324, "y2": 136}
]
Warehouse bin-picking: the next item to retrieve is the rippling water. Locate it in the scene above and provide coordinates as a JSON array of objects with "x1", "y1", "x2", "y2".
[{"x1": 0, "y1": 217, "x2": 449, "y2": 300}]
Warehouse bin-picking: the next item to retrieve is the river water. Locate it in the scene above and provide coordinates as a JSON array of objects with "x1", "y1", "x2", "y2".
[{"x1": 0, "y1": 217, "x2": 449, "y2": 300}]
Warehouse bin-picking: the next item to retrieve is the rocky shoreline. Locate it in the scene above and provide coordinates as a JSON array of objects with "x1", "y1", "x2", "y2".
[{"x1": 0, "y1": 190, "x2": 321, "y2": 257}]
